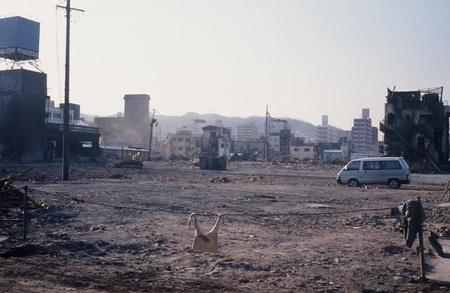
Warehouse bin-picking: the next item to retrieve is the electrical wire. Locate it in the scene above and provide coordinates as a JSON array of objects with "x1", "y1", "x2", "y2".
[{"x1": 29, "y1": 187, "x2": 398, "y2": 218}]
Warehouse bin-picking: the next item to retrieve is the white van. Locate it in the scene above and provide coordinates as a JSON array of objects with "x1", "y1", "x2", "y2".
[{"x1": 336, "y1": 157, "x2": 410, "y2": 188}]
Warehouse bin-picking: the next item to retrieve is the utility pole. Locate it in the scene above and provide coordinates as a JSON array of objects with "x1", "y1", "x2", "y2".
[
  {"x1": 57, "y1": 1, "x2": 85, "y2": 181},
  {"x1": 264, "y1": 105, "x2": 270, "y2": 161},
  {"x1": 147, "y1": 109, "x2": 157, "y2": 161}
]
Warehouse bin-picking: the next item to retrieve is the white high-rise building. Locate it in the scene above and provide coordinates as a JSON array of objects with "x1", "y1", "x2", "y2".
[{"x1": 351, "y1": 109, "x2": 375, "y2": 155}]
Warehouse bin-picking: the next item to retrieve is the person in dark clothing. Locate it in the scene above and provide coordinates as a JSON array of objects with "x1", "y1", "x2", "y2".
[{"x1": 398, "y1": 200, "x2": 426, "y2": 248}]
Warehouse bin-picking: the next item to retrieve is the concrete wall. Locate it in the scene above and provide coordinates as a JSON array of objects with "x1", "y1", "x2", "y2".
[{"x1": 124, "y1": 94, "x2": 150, "y2": 123}]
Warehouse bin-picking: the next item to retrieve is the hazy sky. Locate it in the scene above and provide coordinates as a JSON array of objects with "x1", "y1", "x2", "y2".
[{"x1": 2, "y1": 0, "x2": 450, "y2": 129}]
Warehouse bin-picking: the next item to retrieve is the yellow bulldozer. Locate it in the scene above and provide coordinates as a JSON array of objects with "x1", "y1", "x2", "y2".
[{"x1": 112, "y1": 147, "x2": 144, "y2": 169}]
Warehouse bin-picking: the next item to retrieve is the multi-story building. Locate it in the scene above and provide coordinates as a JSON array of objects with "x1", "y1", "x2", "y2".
[
  {"x1": 372, "y1": 127, "x2": 379, "y2": 145},
  {"x1": 164, "y1": 129, "x2": 194, "y2": 159},
  {"x1": 317, "y1": 115, "x2": 349, "y2": 143},
  {"x1": 351, "y1": 108, "x2": 375, "y2": 156},
  {"x1": 380, "y1": 87, "x2": 450, "y2": 172},
  {"x1": 237, "y1": 122, "x2": 259, "y2": 142},
  {"x1": 267, "y1": 119, "x2": 290, "y2": 158}
]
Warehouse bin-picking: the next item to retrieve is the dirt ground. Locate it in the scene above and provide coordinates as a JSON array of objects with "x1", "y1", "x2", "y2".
[{"x1": 1, "y1": 161, "x2": 450, "y2": 292}]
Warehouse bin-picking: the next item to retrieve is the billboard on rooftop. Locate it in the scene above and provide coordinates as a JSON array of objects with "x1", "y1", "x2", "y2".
[{"x1": 0, "y1": 16, "x2": 40, "y2": 61}]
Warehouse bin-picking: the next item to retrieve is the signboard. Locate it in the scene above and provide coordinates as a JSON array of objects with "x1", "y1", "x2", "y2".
[{"x1": 0, "y1": 16, "x2": 40, "y2": 61}]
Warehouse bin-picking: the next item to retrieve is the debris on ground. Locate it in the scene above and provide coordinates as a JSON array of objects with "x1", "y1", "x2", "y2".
[
  {"x1": 210, "y1": 177, "x2": 231, "y2": 184},
  {"x1": 0, "y1": 161, "x2": 449, "y2": 292}
]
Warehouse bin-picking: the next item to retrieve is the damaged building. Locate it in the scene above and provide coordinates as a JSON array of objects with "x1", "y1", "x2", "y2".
[
  {"x1": 380, "y1": 87, "x2": 450, "y2": 172},
  {"x1": 0, "y1": 69, "x2": 100, "y2": 161},
  {"x1": 163, "y1": 128, "x2": 194, "y2": 160},
  {"x1": 94, "y1": 94, "x2": 151, "y2": 148},
  {"x1": 267, "y1": 118, "x2": 291, "y2": 160},
  {"x1": 45, "y1": 98, "x2": 100, "y2": 160}
]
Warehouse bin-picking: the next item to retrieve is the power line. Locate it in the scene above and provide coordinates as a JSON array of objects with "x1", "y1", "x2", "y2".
[{"x1": 29, "y1": 187, "x2": 399, "y2": 218}]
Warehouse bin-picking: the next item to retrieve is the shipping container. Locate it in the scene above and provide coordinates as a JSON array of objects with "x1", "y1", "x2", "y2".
[{"x1": 0, "y1": 16, "x2": 40, "y2": 61}]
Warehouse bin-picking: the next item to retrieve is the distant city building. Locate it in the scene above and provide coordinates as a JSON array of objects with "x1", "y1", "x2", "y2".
[
  {"x1": 372, "y1": 127, "x2": 379, "y2": 146},
  {"x1": 164, "y1": 129, "x2": 194, "y2": 159},
  {"x1": 237, "y1": 122, "x2": 259, "y2": 142},
  {"x1": 321, "y1": 115, "x2": 328, "y2": 127},
  {"x1": 362, "y1": 108, "x2": 370, "y2": 120},
  {"x1": 351, "y1": 108, "x2": 377, "y2": 155},
  {"x1": 268, "y1": 118, "x2": 290, "y2": 159},
  {"x1": 317, "y1": 115, "x2": 349, "y2": 143}
]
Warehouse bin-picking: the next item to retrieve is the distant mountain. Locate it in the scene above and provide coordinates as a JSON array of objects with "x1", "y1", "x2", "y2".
[{"x1": 153, "y1": 112, "x2": 321, "y2": 140}]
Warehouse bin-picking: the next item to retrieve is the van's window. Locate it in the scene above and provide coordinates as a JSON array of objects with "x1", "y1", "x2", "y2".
[
  {"x1": 363, "y1": 161, "x2": 382, "y2": 170},
  {"x1": 347, "y1": 161, "x2": 360, "y2": 171},
  {"x1": 383, "y1": 160, "x2": 401, "y2": 170}
]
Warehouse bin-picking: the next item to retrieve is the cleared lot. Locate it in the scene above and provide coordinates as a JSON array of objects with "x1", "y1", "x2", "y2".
[{"x1": 0, "y1": 161, "x2": 449, "y2": 292}]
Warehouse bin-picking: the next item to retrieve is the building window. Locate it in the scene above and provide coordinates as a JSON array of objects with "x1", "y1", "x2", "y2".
[{"x1": 304, "y1": 148, "x2": 310, "y2": 152}]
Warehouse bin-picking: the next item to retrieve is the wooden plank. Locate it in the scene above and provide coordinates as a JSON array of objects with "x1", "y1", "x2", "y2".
[{"x1": 426, "y1": 239, "x2": 450, "y2": 285}]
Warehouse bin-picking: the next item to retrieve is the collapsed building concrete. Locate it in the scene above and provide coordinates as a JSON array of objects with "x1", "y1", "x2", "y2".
[{"x1": 380, "y1": 87, "x2": 450, "y2": 172}]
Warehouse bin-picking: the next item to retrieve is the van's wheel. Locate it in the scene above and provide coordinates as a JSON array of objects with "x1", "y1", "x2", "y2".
[
  {"x1": 348, "y1": 178, "x2": 359, "y2": 187},
  {"x1": 388, "y1": 179, "x2": 400, "y2": 189}
]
